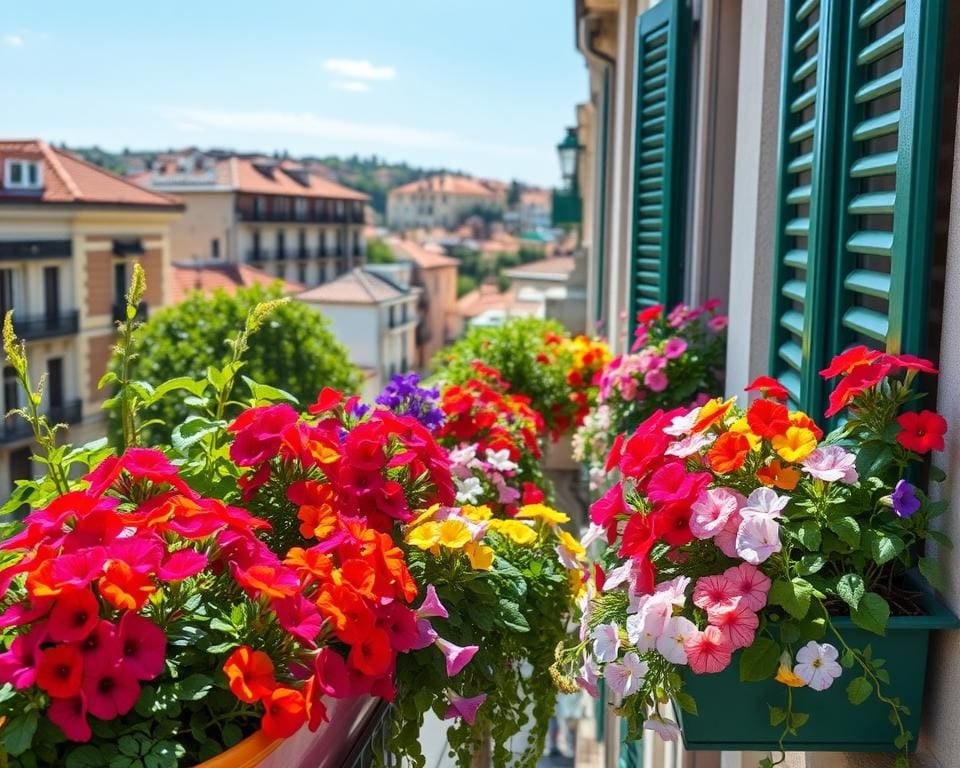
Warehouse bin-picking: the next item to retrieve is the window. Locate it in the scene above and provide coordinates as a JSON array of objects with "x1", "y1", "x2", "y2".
[
  {"x1": 0, "y1": 270, "x2": 14, "y2": 317},
  {"x1": 47, "y1": 358, "x2": 63, "y2": 409},
  {"x1": 298, "y1": 262, "x2": 307, "y2": 284},
  {"x1": 295, "y1": 198, "x2": 308, "y2": 220},
  {"x1": 273, "y1": 197, "x2": 290, "y2": 219},
  {"x1": 276, "y1": 231, "x2": 286, "y2": 260},
  {"x1": 211, "y1": 238, "x2": 220, "y2": 259},
  {"x1": 298, "y1": 230, "x2": 307, "y2": 258},
  {"x1": 4, "y1": 159, "x2": 43, "y2": 190},
  {"x1": 254, "y1": 196, "x2": 267, "y2": 217},
  {"x1": 252, "y1": 231, "x2": 261, "y2": 260},
  {"x1": 43, "y1": 266, "x2": 60, "y2": 321},
  {"x1": 389, "y1": 305, "x2": 396, "y2": 328},
  {"x1": 9, "y1": 447, "x2": 33, "y2": 486},
  {"x1": 114, "y1": 262, "x2": 128, "y2": 310}
]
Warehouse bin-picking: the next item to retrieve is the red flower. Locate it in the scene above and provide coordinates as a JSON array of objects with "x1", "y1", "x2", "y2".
[
  {"x1": 745, "y1": 376, "x2": 789, "y2": 402},
  {"x1": 233, "y1": 563, "x2": 300, "y2": 601},
  {"x1": 117, "y1": 613, "x2": 166, "y2": 681},
  {"x1": 820, "y1": 346, "x2": 883, "y2": 379},
  {"x1": 652, "y1": 503, "x2": 695, "y2": 547},
  {"x1": 521, "y1": 483, "x2": 545, "y2": 505},
  {"x1": 224, "y1": 646, "x2": 277, "y2": 704},
  {"x1": 707, "y1": 432, "x2": 751, "y2": 474},
  {"x1": 348, "y1": 627, "x2": 394, "y2": 677},
  {"x1": 896, "y1": 410, "x2": 947, "y2": 454},
  {"x1": 746, "y1": 399, "x2": 791, "y2": 439},
  {"x1": 645, "y1": 462, "x2": 711, "y2": 506},
  {"x1": 260, "y1": 687, "x2": 307, "y2": 738},
  {"x1": 307, "y1": 387, "x2": 344, "y2": 415},
  {"x1": 228, "y1": 404, "x2": 300, "y2": 466},
  {"x1": 636, "y1": 304, "x2": 664, "y2": 325},
  {"x1": 589, "y1": 483, "x2": 626, "y2": 529},
  {"x1": 303, "y1": 676, "x2": 329, "y2": 731},
  {"x1": 885, "y1": 353, "x2": 938, "y2": 374},
  {"x1": 48, "y1": 588, "x2": 100, "y2": 643},
  {"x1": 48, "y1": 692, "x2": 91, "y2": 742},
  {"x1": 618, "y1": 514, "x2": 655, "y2": 560},
  {"x1": 37, "y1": 644, "x2": 84, "y2": 698},
  {"x1": 824, "y1": 360, "x2": 892, "y2": 417}
]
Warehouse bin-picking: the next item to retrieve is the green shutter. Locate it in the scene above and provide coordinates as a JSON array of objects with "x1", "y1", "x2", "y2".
[
  {"x1": 769, "y1": 0, "x2": 846, "y2": 414},
  {"x1": 618, "y1": 718, "x2": 642, "y2": 768},
  {"x1": 628, "y1": 0, "x2": 691, "y2": 335},
  {"x1": 595, "y1": 66, "x2": 612, "y2": 328},
  {"x1": 829, "y1": 0, "x2": 946, "y2": 360}
]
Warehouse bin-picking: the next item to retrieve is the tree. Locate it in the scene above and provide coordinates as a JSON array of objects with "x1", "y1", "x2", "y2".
[
  {"x1": 366, "y1": 238, "x2": 396, "y2": 264},
  {"x1": 108, "y1": 284, "x2": 361, "y2": 442}
]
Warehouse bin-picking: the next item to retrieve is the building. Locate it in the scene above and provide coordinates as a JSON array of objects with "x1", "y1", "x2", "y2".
[
  {"x1": 0, "y1": 139, "x2": 182, "y2": 496},
  {"x1": 385, "y1": 237, "x2": 460, "y2": 368},
  {"x1": 455, "y1": 283, "x2": 544, "y2": 329},
  {"x1": 502, "y1": 255, "x2": 586, "y2": 333},
  {"x1": 505, "y1": 188, "x2": 553, "y2": 233},
  {"x1": 570, "y1": 1, "x2": 960, "y2": 767},
  {"x1": 297, "y1": 267, "x2": 420, "y2": 400},
  {"x1": 136, "y1": 153, "x2": 368, "y2": 287},
  {"x1": 169, "y1": 263, "x2": 303, "y2": 304},
  {"x1": 386, "y1": 174, "x2": 502, "y2": 231}
]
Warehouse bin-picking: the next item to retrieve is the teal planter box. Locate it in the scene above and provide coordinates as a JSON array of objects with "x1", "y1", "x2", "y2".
[{"x1": 675, "y1": 585, "x2": 958, "y2": 752}]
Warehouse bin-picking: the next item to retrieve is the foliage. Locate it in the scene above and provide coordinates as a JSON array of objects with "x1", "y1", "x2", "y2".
[
  {"x1": 365, "y1": 237, "x2": 396, "y2": 264},
  {"x1": 106, "y1": 284, "x2": 360, "y2": 444},
  {"x1": 557, "y1": 348, "x2": 949, "y2": 765},
  {"x1": 456, "y1": 275, "x2": 478, "y2": 298}
]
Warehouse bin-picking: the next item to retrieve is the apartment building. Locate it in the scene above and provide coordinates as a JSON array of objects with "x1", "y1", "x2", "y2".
[
  {"x1": 386, "y1": 174, "x2": 503, "y2": 231},
  {"x1": 136, "y1": 154, "x2": 368, "y2": 287},
  {"x1": 569, "y1": 0, "x2": 960, "y2": 766},
  {"x1": 0, "y1": 140, "x2": 182, "y2": 496}
]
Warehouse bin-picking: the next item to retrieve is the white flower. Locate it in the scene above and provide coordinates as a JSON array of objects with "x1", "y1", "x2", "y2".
[
  {"x1": 643, "y1": 716, "x2": 681, "y2": 742},
  {"x1": 665, "y1": 431, "x2": 715, "y2": 458},
  {"x1": 448, "y1": 443, "x2": 478, "y2": 466},
  {"x1": 454, "y1": 476, "x2": 483, "y2": 504},
  {"x1": 655, "y1": 616, "x2": 697, "y2": 665},
  {"x1": 664, "y1": 407, "x2": 701, "y2": 437},
  {"x1": 626, "y1": 594, "x2": 672, "y2": 651},
  {"x1": 741, "y1": 487, "x2": 789, "y2": 518},
  {"x1": 580, "y1": 523, "x2": 606, "y2": 549},
  {"x1": 801, "y1": 445, "x2": 859, "y2": 484},
  {"x1": 576, "y1": 655, "x2": 601, "y2": 698},
  {"x1": 602, "y1": 652, "x2": 647, "y2": 697},
  {"x1": 484, "y1": 448, "x2": 517, "y2": 473},
  {"x1": 603, "y1": 561, "x2": 634, "y2": 592},
  {"x1": 591, "y1": 622, "x2": 621, "y2": 663},
  {"x1": 735, "y1": 514, "x2": 782, "y2": 564},
  {"x1": 794, "y1": 641, "x2": 843, "y2": 691},
  {"x1": 655, "y1": 576, "x2": 691, "y2": 608}
]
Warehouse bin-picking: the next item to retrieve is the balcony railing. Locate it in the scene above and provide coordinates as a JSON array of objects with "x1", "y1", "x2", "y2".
[
  {"x1": 113, "y1": 301, "x2": 148, "y2": 324},
  {"x1": 236, "y1": 208, "x2": 365, "y2": 224},
  {"x1": 12, "y1": 309, "x2": 79, "y2": 340},
  {"x1": 0, "y1": 398, "x2": 83, "y2": 445}
]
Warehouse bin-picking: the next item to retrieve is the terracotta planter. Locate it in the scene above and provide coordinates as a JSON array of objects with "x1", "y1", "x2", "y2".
[{"x1": 193, "y1": 696, "x2": 382, "y2": 768}]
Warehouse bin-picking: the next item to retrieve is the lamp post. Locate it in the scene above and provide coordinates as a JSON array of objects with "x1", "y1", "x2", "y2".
[{"x1": 556, "y1": 127, "x2": 582, "y2": 192}]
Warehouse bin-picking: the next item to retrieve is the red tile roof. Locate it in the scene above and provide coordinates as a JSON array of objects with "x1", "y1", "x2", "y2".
[
  {"x1": 389, "y1": 174, "x2": 496, "y2": 198},
  {"x1": 386, "y1": 237, "x2": 459, "y2": 269},
  {"x1": 0, "y1": 140, "x2": 182, "y2": 208},
  {"x1": 171, "y1": 263, "x2": 303, "y2": 304},
  {"x1": 299, "y1": 268, "x2": 411, "y2": 305},
  {"x1": 229, "y1": 158, "x2": 368, "y2": 200}
]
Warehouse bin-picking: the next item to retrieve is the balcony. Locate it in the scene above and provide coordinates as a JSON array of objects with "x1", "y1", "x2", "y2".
[
  {"x1": 0, "y1": 240, "x2": 72, "y2": 262},
  {"x1": 246, "y1": 250, "x2": 269, "y2": 266},
  {"x1": 236, "y1": 206, "x2": 365, "y2": 224},
  {"x1": 113, "y1": 301, "x2": 148, "y2": 324},
  {"x1": 0, "y1": 398, "x2": 82, "y2": 445},
  {"x1": 12, "y1": 309, "x2": 79, "y2": 340}
]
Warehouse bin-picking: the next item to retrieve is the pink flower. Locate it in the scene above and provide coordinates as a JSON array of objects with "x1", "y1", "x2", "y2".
[
  {"x1": 665, "y1": 432, "x2": 715, "y2": 458},
  {"x1": 646, "y1": 462, "x2": 711, "y2": 505},
  {"x1": 591, "y1": 622, "x2": 621, "y2": 663},
  {"x1": 82, "y1": 656, "x2": 141, "y2": 719},
  {"x1": 48, "y1": 692, "x2": 92, "y2": 742},
  {"x1": 713, "y1": 510, "x2": 742, "y2": 558},
  {"x1": 0, "y1": 623, "x2": 46, "y2": 689},
  {"x1": 435, "y1": 638, "x2": 479, "y2": 677},
  {"x1": 663, "y1": 338, "x2": 688, "y2": 360},
  {"x1": 741, "y1": 487, "x2": 789, "y2": 518},
  {"x1": 655, "y1": 616, "x2": 697, "y2": 664},
  {"x1": 723, "y1": 563, "x2": 771, "y2": 611},
  {"x1": 690, "y1": 488, "x2": 743, "y2": 539},
  {"x1": 417, "y1": 584, "x2": 449, "y2": 619},
  {"x1": 443, "y1": 691, "x2": 487, "y2": 725},
  {"x1": 602, "y1": 651, "x2": 647, "y2": 696},
  {"x1": 313, "y1": 648, "x2": 373, "y2": 699},
  {"x1": 644, "y1": 715, "x2": 680, "y2": 742},
  {"x1": 376, "y1": 603, "x2": 421, "y2": 653},
  {"x1": 157, "y1": 549, "x2": 208, "y2": 581},
  {"x1": 273, "y1": 595, "x2": 324, "y2": 646},
  {"x1": 644, "y1": 369, "x2": 669, "y2": 393},
  {"x1": 410, "y1": 618, "x2": 438, "y2": 650},
  {"x1": 655, "y1": 575, "x2": 691, "y2": 607},
  {"x1": 117, "y1": 613, "x2": 166, "y2": 681},
  {"x1": 664, "y1": 408, "x2": 700, "y2": 437},
  {"x1": 576, "y1": 656, "x2": 601, "y2": 698},
  {"x1": 75, "y1": 619, "x2": 120, "y2": 667},
  {"x1": 708, "y1": 315, "x2": 728, "y2": 332},
  {"x1": 794, "y1": 641, "x2": 843, "y2": 691},
  {"x1": 692, "y1": 575, "x2": 740, "y2": 612},
  {"x1": 684, "y1": 626, "x2": 733, "y2": 675},
  {"x1": 736, "y1": 514, "x2": 782, "y2": 564},
  {"x1": 228, "y1": 404, "x2": 299, "y2": 466},
  {"x1": 626, "y1": 601, "x2": 669, "y2": 652},
  {"x1": 707, "y1": 598, "x2": 759, "y2": 649},
  {"x1": 801, "y1": 446, "x2": 859, "y2": 484}
]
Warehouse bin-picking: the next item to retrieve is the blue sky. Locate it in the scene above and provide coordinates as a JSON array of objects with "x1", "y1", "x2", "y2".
[{"x1": 1, "y1": 2, "x2": 587, "y2": 186}]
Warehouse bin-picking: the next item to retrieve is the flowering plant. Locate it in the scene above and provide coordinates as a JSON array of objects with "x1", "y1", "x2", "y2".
[
  {"x1": 574, "y1": 301, "x2": 726, "y2": 486},
  {"x1": 556, "y1": 348, "x2": 948, "y2": 765}
]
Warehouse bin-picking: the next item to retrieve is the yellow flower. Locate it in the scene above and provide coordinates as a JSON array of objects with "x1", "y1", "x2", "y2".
[
  {"x1": 461, "y1": 504, "x2": 493, "y2": 522},
  {"x1": 557, "y1": 529, "x2": 586, "y2": 560},
  {"x1": 516, "y1": 503, "x2": 569, "y2": 525},
  {"x1": 568, "y1": 569, "x2": 586, "y2": 599},
  {"x1": 772, "y1": 426, "x2": 818, "y2": 463},
  {"x1": 464, "y1": 541, "x2": 494, "y2": 570},
  {"x1": 693, "y1": 397, "x2": 737, "y2": 432},
  {"x1": 488, "y1": 519, "x2": 538, "y2": 546},
  {"x1": 728, "y1": 417, "x2": 761, "y2": 451},
  {"x1": 410, "y1": 504, "x2": 440, "y2": 527},
  {"x1": 407, "y1": 522, "x2": 440, "y2": 550},
  {"x1": 775, "y1": 665, "x2": 806, "y2": 688},
  {"x1": 436, "y1": 519, "x2": 472, "y2": 550}
]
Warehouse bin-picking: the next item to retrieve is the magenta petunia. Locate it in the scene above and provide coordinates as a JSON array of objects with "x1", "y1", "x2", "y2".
[
  {"x1": 435, "y1": 637, "x2": 479, "y2": 677},
  {"x1": 81, "y1": 655, "x2": 141, "y2": 719},
  {"x1": 157, "y1": 549, "x2": 208, "y2": 581},
  {"x1": 417, "y1": 584, "x2": 449, "y2": 620},
  {"x1": 48, "y1": 692, "x2": 92, "y2": 742},
  {"x1": 443, "y1": 691, "x2": 487, "y2": 725},
  {"x1": 117, "y1": 613, "x2": 166, "y2": 681},
  {"x1": 0, "y1": 623, "x2": 46, "y2": 689}
]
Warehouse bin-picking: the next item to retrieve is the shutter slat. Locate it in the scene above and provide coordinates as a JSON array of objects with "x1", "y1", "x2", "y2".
[
  {"x1": 787, "y1": 152, "x2": 814, "y2": 173},
  {"x1": 779, "y1": 370, "x2": 802, "y2": 405},
  {"x1": 842, "y1": 307, "x2": 889, "y2": 341},
  {"x1": 785, "y1": 218, "x2": 811, "y2": 236},
  {"x1": 795, "y1": 0, "x2": 819, "y2": 23},
  {"x1": 846, "y1": 230, "x2": 893, "y2": 256},
  {"x1": 844, "y1": 269, "x2": 891, "y2": 299},
  {"x1": 856, "y1": 24, "x2": 905, "y2": 66},
  {"x1": 852, "y1": 110, "x2": 900, "y2": 142},
  {"x1": 784, "y1": 249, "x2": 808, "y2": 269},
  {"x1": 781, "y1": 310, "x2": 805, "y2": 338},
  {"x1": 643, "y1": 86, "x2": 667, "y2": 104},
  {"x1": 794, "y1": 20, "x2": 820, "y2": 52},
  {"x1": 848, "y1": 191, "x2": 896, "y2": 215},
  {"x1": 782, "y1": 279, "x2": 807, "y2": 302},
  {"x1": 859, "y1": 0, "x2": 904, "y2": 28},
  {"x1": 791, "y1": 86, "x2": 818, "y2": 114},
  {"x1": 850, "y1": 151, "x2": 898, "y2": 177},
  {"x1": 855, "y1": 67, "x2": 903, "y2": 104},
  {"x1": 789, "y1": 119, "x2": 816, "y2": 143},
  {"x1": 786, "y1": 185, "x2": 812, "y2": 205},
  {"x1": 779, "y1": 341, "x2": 804, "y2": 373},
  {"x1": 793, "y1": 54, "x2": 818, "y2": 84}
]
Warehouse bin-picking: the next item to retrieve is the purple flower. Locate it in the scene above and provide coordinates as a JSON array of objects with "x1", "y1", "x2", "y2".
[
  {"x1": 375, "y1": 373, "x2": 445, "y2": 431},
  {"x1": 891, "y1": 479, "x2": 921, "y2": 518}
]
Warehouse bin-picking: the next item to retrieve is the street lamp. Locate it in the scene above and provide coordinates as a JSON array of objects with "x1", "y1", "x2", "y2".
[{"x1": 556, "y1": 127, "x2": 582, "y2": 191}]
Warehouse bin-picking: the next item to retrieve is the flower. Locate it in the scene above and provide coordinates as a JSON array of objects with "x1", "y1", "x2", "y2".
[
  {"x1": 707, "y1": 432, "x2": 751, "y2": 474},
  {"x1": 36, "y1": 644, "x2": 84, "y2": 698},
  {"x1": 602, "y1": 651, "x2": 647, "y2": 696},
  {"x1": 755, "y1": 459, "x2": 801, "y2": 490},
  {"x1": 224, "y1": 646, "x2": 276, "y2": 704},
  {"x1": 443, "y1": 691, "x2": 487, "y2": 725},
  {"x1": 48, "y1": 588, "x2": 100, "y2": 643},
  {"x1": 644, "y1": 369, "x2": 669, "y2": 392},
  {"x1": 488, "y1": 518, "x2": 537, "y2": 546},
  {"x1": 464, "y1": 541, "x2": 495, "y2": 570},
  {"x1": 48, "y1": 692, "x2": 92, "y2": 742},
  {"x1": 690, "y1": 487, "x2": 742, "y2": 539},
  {"x1": 684, "y1": 626, "x2": 733, "y2": 674},
  {"x1": 435, "y1": 637, "x2": 479, "y2": 676},
  {"x1": 747, "y1": 399, "x2": 792, "y2": 439},
  {"x1": 771, "y1": 426, "x2": 818, "y2": 463},
  {"x1": 98, "y1": 560, "x2": 157, "y2": 611},
  {"x1": 820, "y1": 346, "x2": 882, "y2": 378},
  {"x1": 117, "y1": 613, "x2": 166, "y2": 681},
  {"x1": 794, "y1": 641, "x2": 843, "y2": 691},
  {"x1": 436, "y1": 519, "x2": 473, "y2": 550},
  {"x1": 228, "y1": 403, "x2": 299, "y2": 466},
  {"x1": 407, "y1": 522, "x2": 441, "y2": 550},
  {"x1": 644, "y1": 715, "x2": 680, "y2": 742},
  {"x1": 722, "y1": 563, "x2": 771, "y2": 612},
  {"x1": 348, "y1": 627, "x2": 393, "y2": 677},
  {"x1": 81, "y1": 655, "x2": 140, "y2": 720},
  {"x1": 745, "y1": 375, "x2": 789, "y2": 402},
  {"x1": 692, "y1": 574, "x2": 740, "y2": 613},
  {"x1": 896, "y1": 410, "x2": 947, "y2": 454},
  {"x1": 0, "y1": 624, "x2": 45, "y2": 689},
  {"x1": 776, "y1": 652, "x2": 806, "y2": 687},
  {"x1": 591, "y1": 622, "x2": 621, "y2": 663},
  {"x1": 735, "y1": 514, "x2": 782, "y2": 564},
  {"x1": 454, "y1": 476, "x2": 483, "y2": 504},
  {"x1": 484, "y1": 448, "x2": 517, "y2": 472},
  {"x1": 801, "y1": 446, "x2": 859, "y2": 483},
  {"x1": 417, "y1": 584, "x2": 449, "y2": 619},
  {"x1": 663, "y1": 338, "x2": 688, "y2": 359},
  {"x1": 707, "y1": 599, "x2": 759, "y2": 649},
  {"x1": 891, "y1": 479, "x2": 921, "y2": 518},
  {"x1": 741, "y1": 487, "x2": 789, "y2": 518},
  {"x1": 516, "y1": 503, "x2": 570, "y2": 525},
  {"x1": 824, "y1": 360, "x2": 893, "y2": 417},
  {"x1": 655, "y1": 616, "x2": 697, "y2": 664},
  {"x1": 261, "y1": 687, "x2": 307, "y2": 738}
]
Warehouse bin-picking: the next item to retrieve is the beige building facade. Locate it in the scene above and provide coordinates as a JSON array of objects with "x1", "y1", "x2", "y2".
[{"x1": 386, "y1": 174, "x2": 502, "y2": 231}]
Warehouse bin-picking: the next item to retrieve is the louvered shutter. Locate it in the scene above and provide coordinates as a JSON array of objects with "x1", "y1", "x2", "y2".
[
  {"x1": 628, "y1": 0, "x2": 691, "y2": 335},
  {"x1": 769, "y1": 0, "x2": 846, "y2": 414},
  {"x1": 829, "y1": 0, "x2": 946, "y2": 359}
]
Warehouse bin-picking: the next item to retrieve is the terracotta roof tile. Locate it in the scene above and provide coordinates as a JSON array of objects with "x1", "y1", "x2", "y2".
[
  {"x1": 386, "y1": 237, "x2": 459, "y2": 269},
  {"x1": 229, "y1": 158, "x2": 368, "y2": 200},
  {"x1": 455, "y1": 284, "x2": 541, "y2": 318},
  {"x1": 389, "y1": 174, "x2": 496, "y2": 198},
  {"x1": 171, "y1": 263, "x2": 303, "y2": 304},
  {"x1": 298, "y1": 268, "x2": 411, "y2": 305}
]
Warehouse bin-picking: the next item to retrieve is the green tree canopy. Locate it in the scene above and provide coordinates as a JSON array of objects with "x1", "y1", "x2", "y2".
[{"x1": 109, "y1": 283, "x2": 360, "y2": 442}]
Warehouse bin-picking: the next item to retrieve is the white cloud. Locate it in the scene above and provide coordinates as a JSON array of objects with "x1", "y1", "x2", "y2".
[
  {"x1": 331, "y1": 80, "x2": 370, "y2": 93},
  {"x1": 3, "y1": 35, "x2": 24, "y2": 47},
  {"x1": 323, "y1": 58, "x2": 395, "y2": 81}
]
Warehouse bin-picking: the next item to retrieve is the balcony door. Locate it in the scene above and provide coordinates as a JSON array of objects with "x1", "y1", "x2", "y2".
[
  {"x1": 47, "y1": 357, "x2": 64, "y2": 410},
  {"x1": 44, "y1": 266, "x2": 60, "y2": 323},
  {"x1": 114, "y1": 262, "x2": 127, "y2": 311}
]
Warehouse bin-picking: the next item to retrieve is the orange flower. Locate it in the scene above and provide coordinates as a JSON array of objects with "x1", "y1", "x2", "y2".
[
  {"x1": 756, "y1": 459, "x2": 800, "y2": 491},
  {"x1": 233, "y1": 564, "x2": 298, "y2": 600},
  {"x1": 789, "y1": 411, "x2": 824, "y2": 441},
  {"x1": 335, "y1": 559, "x2": 378, "y2": 601},
  {"x1": 693, "y1": 398, "x2": 735, "y2": 433},
  {"x1": 26, "y1": 559, "x2": 63, "y2": 599},
  {"x1": 707, "y1": 432, "x2": 751, "y2": 474},
  {"x1": 315, "y1": 583, "x2": 375, "y2": 644},
  {"x1": 746, "y1": 399, "x2": 791, "y2": 440},
  {"x1": 297, "y1": 503, "x2": 339, "y2": 541},
  {"x1": 98, "y1": 560, "x2": 157, "y2": 610},
  {"x1": 260, "y1": 687, "x2": 307, "y2": 738},
  {"x1": 224, "y1": 646, "x2": 276, "y2": 703},
  {"x1": 284, "y1": 547, "x2": 333, "y2": 581}
]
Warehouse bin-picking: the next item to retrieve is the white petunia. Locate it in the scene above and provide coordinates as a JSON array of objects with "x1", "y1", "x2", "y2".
[
  {"x1": 602, "y1": 651, "x2": 647, "y2": 697},
  {"x1": 794, "y1": 641, "x2": 843, "y2": 691},
  {"x1": 591, "y1": 622, "x2": 621, "y2": 663},
  {"x1": 655, "y1": 616, "x2": 697, "y2": 665}
]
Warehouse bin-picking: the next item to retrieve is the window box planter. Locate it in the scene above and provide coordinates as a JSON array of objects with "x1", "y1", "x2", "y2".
[
  {"x1": 674, "y1": 582, "x2": 959, "y2": 752},
  {"x1": 194, "y1": 697, "x2": 381, "y2": 768}
]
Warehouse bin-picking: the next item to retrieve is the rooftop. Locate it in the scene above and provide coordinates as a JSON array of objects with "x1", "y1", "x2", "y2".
[
  {"x1": 298, "y1": 267, "x2": 416, "y2": 305},
  {"x1": 386, "y1": 237, "x2": 459, "y2": 269},
  {"x1": 389, "y1": 173, "x2": 497, "y2": 198},
  {"x1": 456, "y1": 283, "x2": 542, "y2": 320},
  {"x1": 503, "y1": 255, "x2": 575, "y2": 281},
  {"x1": 170, "y1": 263, "x2": 303, "y2": 304}
]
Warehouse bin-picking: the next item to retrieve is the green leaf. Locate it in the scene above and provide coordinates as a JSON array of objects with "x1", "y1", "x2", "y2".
[
  {"x1": 894, "y1": 731, "x2": 913, "y2": 750},
  {"x1": 827, "y1": 515, "x2": 861, "y2": 548},
  {"x1": 769, "y1": 578, "x2": 813, "y2": 620},
  {"x1": 864, "y1": 530, "x2": 905, "y2": 565},
  {"x1": 674, "y1": 692, "x2": 698, "y2": 716},
  {"x1": 67, "y1": 746, "x2": 115, "y2": 768},
  {"x1": 929, "y1": 465, "x2": 946, "y2": 483},
  {"x1": 176, "y1": 673, "x2": 214, "y2": 701},
  {"x1": 789, "y1": 712, "x2": 809, "y2": 730},
  {"x1": 919, "y1": 557, "x2": 944, "y2": 589},
  {"x1": 241, "y1": 375, "x2": 298, "y2": 405},
  {"x1": 496, "y1": 599, "x2": 530, "y2": 633},
  {"x1": 836, "y1": 573, "x2": 865, "y2": 610},
  {"x1": 797, "y1": 554, "x2": 826, "y2": 575},
  {"x1": 846, "y1": 676, "x2": 872, "y2": 705},
  {"x1": 768, "y1": 706, "x2": 786, "y2": 727},
  {"x1": 3, "y1": 710, "x2": 38, "y2": 756},
  {"x1": 851, "y1": 592, "x2": 890, "y2": 636},
  {"x1": 151, "y1": 376, "x2": 208, "y2": 402},
  {"x1": 796, "y1": 520, "x2": 821, "y2": 551},
  {"x1": 739, "y1": 637, "x2": 780, "y2": 682}
]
